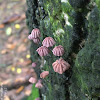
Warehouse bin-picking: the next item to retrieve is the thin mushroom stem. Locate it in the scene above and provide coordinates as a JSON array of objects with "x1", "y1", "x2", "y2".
[{"x1": 40, "y1": 56, "x2": 44, "y2": 68}]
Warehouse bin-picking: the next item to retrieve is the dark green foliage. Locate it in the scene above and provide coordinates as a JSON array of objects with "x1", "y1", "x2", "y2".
[
  {"x1": 69, "y1": 6, "x2": 100, "y2": 100},
  {"x1": 68, "y1": 0, "x2": 90, "y2": 9}
]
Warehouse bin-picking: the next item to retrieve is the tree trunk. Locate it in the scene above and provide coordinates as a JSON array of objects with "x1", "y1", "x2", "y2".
[{"x1": 26, "y1": 0, "x2": 100, "y2": 100}]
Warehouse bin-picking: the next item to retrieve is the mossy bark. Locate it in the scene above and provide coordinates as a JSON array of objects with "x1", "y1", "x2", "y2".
[{"x1": 26, "y1": 0, "x2": 100, "y2": 100}]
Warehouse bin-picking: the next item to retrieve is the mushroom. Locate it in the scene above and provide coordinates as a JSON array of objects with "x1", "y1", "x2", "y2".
[
  {"x1": 52, "y1": 45, "x2": 64, "y2": 56},
  {"x1": 33, "y1": 38, "x2": 40, "y2": 44},
  {"x1": 52, "y1": 58, "x2": 70, "y2": 74},
  {"x1": 36, "y1": 46, "x2": 49, "y2": 57},
  {"x1": 32, "y1": 62, "x2": 37, "y2": 68},
  {"x1": 28, "y1": 34, "x2": 33, "y2": 40},
  {"x1": 40, "y1": 71, "x2": 49, "y2": 79},
  {"x1": 35, "y1": 79, "x2": 43, "y2": 89},
  {"x1": 31, "y1": 28, "x2": 41, "y2": 38},
  {"x1": 29, "y1": 77, "x2": 37, "y2": 84},
  {"x1": 35, "y1": 98, "x2": 41, "y2": 100},
  {"x1": 28, "y1": 28, "x2": 41, "y2": 40},
  {"x1": 42, "y1": 37, "x2": 56, "y2": 47}
]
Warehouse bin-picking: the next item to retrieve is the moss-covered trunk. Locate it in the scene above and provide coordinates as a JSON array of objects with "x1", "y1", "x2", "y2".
[{"x1": 26, "y1": 0, "x2": 100, "y2": 100}]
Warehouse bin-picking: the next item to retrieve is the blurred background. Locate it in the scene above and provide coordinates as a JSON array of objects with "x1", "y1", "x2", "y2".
[{"x1": 0, "y1": 0, "x2": 35, "y2": 100}]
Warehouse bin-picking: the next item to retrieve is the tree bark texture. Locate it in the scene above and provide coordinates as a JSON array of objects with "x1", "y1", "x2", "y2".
[{"x1": 26, "y1": 0, "x2": 100, "y2": 100}]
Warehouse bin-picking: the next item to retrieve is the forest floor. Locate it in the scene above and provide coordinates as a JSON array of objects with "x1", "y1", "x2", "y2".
[{"x1": 0, "y1": 0, "x2": 35, "y2": 100}]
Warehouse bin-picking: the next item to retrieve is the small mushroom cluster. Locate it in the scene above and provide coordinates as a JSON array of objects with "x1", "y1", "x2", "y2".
[
  {"x1": 29, "y1": 76, "x2": 43, "y2": 89},
  {"x1": 28, "y1": 28, "x2": 41, "y2": 44},
  {"x1": 28, "y1": 28, "x2": 70, "y2": 74},
  {"x1": 52, "y1": 45, "x2": 70, "y2": 74},
  {"x1": 28, "y1": 28, "x2": 71, "y2": 99}
]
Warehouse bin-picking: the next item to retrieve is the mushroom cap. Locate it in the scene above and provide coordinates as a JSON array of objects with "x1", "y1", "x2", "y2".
[
  {"x1": 29, "y1": 77, "x2": 37, "y2": 84},
  {"x1": 33, "y1": 38, "x2": 40, "y2": 44},
  {"x1": 31, "y1": 28, "x2": 41, "y2": 38},
  {"x1": 40, "y1": 71, "x2": 49, "y2": 79},
  {"x1": 42, "y1": 37, "x2": 56, "y2": 47},
  {"x1": 28, "y1": 34, "x2": 33, "y2": 40},
  {"x1": 52, "y1": 45, "x2": 64, "y2": 56},
  {"x1": 52, "y1": 58, "x2": 70, "y2": 74},
  {"x1": 32, "y1": 62, "x2": 37, "y2": 68},
  {"x1": 35, "y1": 80, "x2": 43, "y2": 89},
  {"x1": 36, "y1": 46, "x2": 49, "y2": 57},
  {"x1": 35, "y1": 98, "x2": 41, "y2": 100},
  {"x1": 38, "y1": 79, "x2": 42, "y2": 83}
]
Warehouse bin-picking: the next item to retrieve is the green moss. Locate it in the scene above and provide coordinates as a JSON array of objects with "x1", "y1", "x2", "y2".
[
  {"x1": 28, "y1": 84, "x2": 40, "y2": 100},
  {"x1": 68, "y1": 0, "x2": 90, "y2": 9},
  {"x1": 69, "y1": 6, "x2": 100, "y2": 100},
  {"x1": 96, "y1": 0, "x2": 100, "y2": 9}
]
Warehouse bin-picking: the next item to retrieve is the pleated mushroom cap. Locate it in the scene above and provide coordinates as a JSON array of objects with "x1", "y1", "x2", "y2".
[
  {"x1": 33, "y1": 38, "x2": 40, "y2": 44},
  {"x1": 29, "y1": 77, "x2": 37, "y2": 84},
  {"x1": 31, "y1": 28, "x2": 41, "y2": 38},
  {"x1": 52, "y1": 58, "x2": 70, "y2": 74},
  {"x1": 42, "y1": 37, "x2": 56, "y2": 47},
  {"x1": 35, "y1": 79, "x2": 43, "y2": 89},
  {"x1": 40, "y1": 71, "x2": 49, "y2": 79},
  {"x1": 35, "y1": 98, "x2": 41, "y2": 100},
  {"x1": 32, "y1": 62, "x2": 37, "y2": 68},
  {"x1": 28, "y1": 34, "x2": 33, "y2": 40},
  {"x1": 52, "y1": 45, "x2": 64, "y2": 56},
  {"x1": 36, "y1": 46, "x2": 49, "y2": 57}
]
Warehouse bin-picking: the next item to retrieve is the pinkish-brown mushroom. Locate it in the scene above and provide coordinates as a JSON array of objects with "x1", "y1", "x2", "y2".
[
  {"x1": 28, "y1": 34, "x2": 33, "y2": 40},
  {"x1": 36, "y1": 46, "x2": 49, "y2": 57},
  {"x1": 35, "y1": 79, "x2": 43, "y2": 89},
  {"x1": 52, "y1": 58, "x2": 70, "y2": 74},
  {"x1": 35, "y1": 98, "x2": 41, "y2": 100},
  {"x1": 32, "y1": 62, "x2": 37, "y2": 68},
  {"x1": 52, "y1": 45, "x2": 64, "y2": 56},
  {"x1": 33, "y1": 38, "x2": 40, "y2": 44},
  {"x1": 40, "y1": 71, "x2": 49, "y2": 79},
  {"x1": 31, "y1": 28, "x2": 41, "y2": 38},
  {"x1": 29, "y1": 77, "x2": 37, "y2": 84},
  {"x1": 42, "y1": 37, "x2": 56, "y2": 47}
]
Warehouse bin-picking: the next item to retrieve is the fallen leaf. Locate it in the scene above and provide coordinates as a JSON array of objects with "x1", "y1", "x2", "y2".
[
  {"x1": 17, "y1": 60, "x2": 31, "y2": 66},
  {"x1": 16, "y1": 86, "x2": 24, "y2": 94},
  {"x1": 1, "y1": 49, "x2": 8, "y2": 54},
  {"x1": 25, "y1": 90, "x2": 31, "y2": 96},
  {"x1": 3, "y1": 14, "x2": 20, "y2": 24},
  {"x1": 23, "y1": 38, "x2": 28, "y2": 43},
  {"x1": 17, "y1": 44, "x2": 26, "y2": 53},
  {"x1": 6, "y1": 43, "x2": 16, "y2": 50},
  {"x1": 0, "y1": 24, "x2": 5, "y2": 29},
  {"x1": 15, "y1": 78, "x2": 25, "y2": 83},
  {"x1": 8, "y1": 36, "x2": 14, "y2": 43},
  {"x1": 17, "y1": 13, "x2": 26, "y2": 22},
  {"x1": 4, "y1": 96, "x2": 10, "y2": 100},
  {"x1": 1, "y1": 79, "x2": 11, "y2": 85}
]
